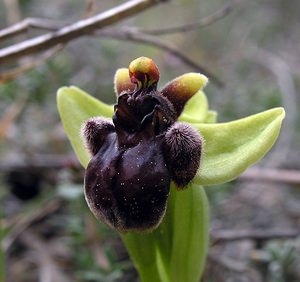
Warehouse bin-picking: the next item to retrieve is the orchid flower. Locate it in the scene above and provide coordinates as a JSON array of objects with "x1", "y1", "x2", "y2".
[{"x1": 57, "y1": 57, "x2": 285, "y2": 282}]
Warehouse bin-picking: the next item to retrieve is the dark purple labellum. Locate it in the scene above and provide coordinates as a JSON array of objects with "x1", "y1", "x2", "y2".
[{"x1": 82, "y1": 59, "x2": 202, "y2": 232}]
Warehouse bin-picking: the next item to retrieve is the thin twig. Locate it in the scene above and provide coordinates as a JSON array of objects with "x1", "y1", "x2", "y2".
[
  {"x1": 99, "y1": 29, "x2": 224, "y2": 87},
  {"x1": 0, "y1": 23, "x2": 223, "y2": 86},
  {"x1": 128, "y1": 0, "x2": 236, "y2": 35},
  {"x1": 0, "y1": 0, "x2": 223, "y2": 86},
  {"x1": 0, "y1": 45, "x2": 64, "y2": 83},
  {"x1": 211, "y1": 229, "x2": 300, "y2": 243},
  {"x1": 0, "y1": 0, "x2": 166, "y2": 64},
  {"x1": 239, "y1": 167, "x2": 300, "y2": 185},
  {"x1": 0, "y1": 18, "x2": 67, "y2": 41}
]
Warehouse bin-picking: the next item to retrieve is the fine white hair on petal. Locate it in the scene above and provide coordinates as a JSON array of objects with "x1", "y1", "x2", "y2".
[
  {"x1": 81, "y1": 117, "x2": 115, "y2": 155},
  {"x1": 163, "y1": 122, "x2": 203, "y2": 188},
  {"x1": 164, "y1": 122, "x2": 202, "y2": 156}
]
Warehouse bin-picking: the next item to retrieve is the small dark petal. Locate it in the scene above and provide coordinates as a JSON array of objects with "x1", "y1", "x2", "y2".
[
  {"x1": 160, "y1": 73, "x2": 208, "y2": 117},
  {"x1": 113, "y1": 94, "x2": 141, "y2": 133},
  {"x1": 82, "y1": 117, "x2": 115, "y2": 155},
  {"x1": 160, "y1": 82, "x2": 186, "y2": 116},
  {"x1": 153, "y1": 92, "x2": 177, "y2": 122},
  {"x1": 163, "y1": 122, "x2": 203, "y2": 188}
]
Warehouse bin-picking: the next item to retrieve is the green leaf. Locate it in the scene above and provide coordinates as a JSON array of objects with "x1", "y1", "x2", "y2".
[
  {"x1": 57, "y1": 86, "x2": 114, "y2": 167},
  {"x1": 194, "y1": 107, "x2": 285, "y2": 185}
]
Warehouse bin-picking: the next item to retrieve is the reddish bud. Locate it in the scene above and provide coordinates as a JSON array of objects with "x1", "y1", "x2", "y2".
[{"x1": 129, "y1": 57, "x2": 160, "y2": 90}]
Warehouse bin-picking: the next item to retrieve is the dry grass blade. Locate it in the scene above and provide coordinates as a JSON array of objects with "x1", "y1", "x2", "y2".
[
  {"x1": 0, "y1": 96, "x2": 27, "y2": 140},
  {"x1": 2, "y1": 199, "x2": 63, "y2": 251}
]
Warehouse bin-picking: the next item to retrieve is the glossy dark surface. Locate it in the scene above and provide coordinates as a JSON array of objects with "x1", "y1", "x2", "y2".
[{"x1": 85, "y1": 132, "x2": 170, "y2": 231}]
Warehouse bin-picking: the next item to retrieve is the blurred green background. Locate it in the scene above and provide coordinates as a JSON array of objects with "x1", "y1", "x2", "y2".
[{"x1": 1, "y1": 0, "x2": 299, "y2": 281}]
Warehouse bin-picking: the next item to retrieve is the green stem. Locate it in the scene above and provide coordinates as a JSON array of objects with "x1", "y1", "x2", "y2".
[
  {"x1": 121, "y1": 232, "x2": 165, "y2": 282},
  {"x1": 122, "y1": 184, "x2": 209, "y2": 282}
]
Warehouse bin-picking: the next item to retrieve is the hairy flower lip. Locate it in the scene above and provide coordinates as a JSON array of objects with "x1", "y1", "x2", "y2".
[{"x1": 83, "y1": 119, "x2": 171, "y2": 231}]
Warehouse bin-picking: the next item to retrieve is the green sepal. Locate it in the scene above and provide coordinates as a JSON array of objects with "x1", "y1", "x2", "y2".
[
  {"x1": 205, "y1": 110, "x2": 218, "y2": 123},
  {"x1": 194, "y1": 107, "x2": 285, "y2": 185},
  {"x1": 179, "y1": 91, "x2": 208, "y2": 124},
  {"x1": 57, "y1": 86, "x2": 114, "y2": 167}
]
